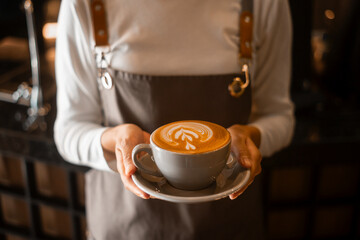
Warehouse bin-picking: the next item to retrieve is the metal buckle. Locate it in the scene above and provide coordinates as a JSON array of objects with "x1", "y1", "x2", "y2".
[
  {"x1": 228, "y1": 64, "x2": 250, "y2": 98},
  {"x1": 100, "y1": 71, "x2": 112, "y2": 89},
  {"x1": 95, "y1": 47, "x2": 113, "y2": 90}
]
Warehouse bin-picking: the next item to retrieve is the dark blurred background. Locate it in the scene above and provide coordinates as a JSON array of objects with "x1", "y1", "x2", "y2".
[{"x1": 0, "y1": 0, "x2": 359, "y2": 240}]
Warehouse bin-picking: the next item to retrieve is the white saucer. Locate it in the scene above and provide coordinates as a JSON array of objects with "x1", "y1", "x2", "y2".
[{"x1": 132, "y1": 154, "x2": 250, "y2": 203}]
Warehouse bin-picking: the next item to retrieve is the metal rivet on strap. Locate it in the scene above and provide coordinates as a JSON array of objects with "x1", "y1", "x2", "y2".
[
  {"x1": 98, "y1": 30, "x2": 105, "y2": 36},
  {"x1": 244, "y1": 16, "x2": 251, "y2": 23},
  {"x1": 95, "y1": 4, "x2": 102, "y2": 11},
  {"x1": 245, "y1": 41, "x2": 250, "y2": 48}
]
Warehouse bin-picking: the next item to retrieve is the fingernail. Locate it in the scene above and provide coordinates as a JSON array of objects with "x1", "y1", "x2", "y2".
[
  {"x1": 229, "y1": 194, "x2": 238, "y2": 200},
  {"x1": 241, "y1": 157, "x2": 250, "y2": 166}
]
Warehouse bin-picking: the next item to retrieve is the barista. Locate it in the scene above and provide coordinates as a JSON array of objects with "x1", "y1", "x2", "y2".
[{"x1": 54, "y1": 0, "x2": 294, "y2": 239}]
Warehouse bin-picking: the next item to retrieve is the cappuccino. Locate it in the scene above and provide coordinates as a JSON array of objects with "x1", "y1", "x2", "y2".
[{"x1": 152, "y1": 120, "x2": 230, "y2": 154}]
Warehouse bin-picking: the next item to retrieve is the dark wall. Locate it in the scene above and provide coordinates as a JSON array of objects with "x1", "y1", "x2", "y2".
[{"x1": 288, "y1": 0, "x2": 313, "y2": 93}]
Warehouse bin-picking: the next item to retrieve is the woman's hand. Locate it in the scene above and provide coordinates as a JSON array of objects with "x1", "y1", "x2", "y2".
[
  {"x1": 101, "y1": 124, "x2": 151, "y2": 199},
  {"x1": 227, "y1": 124, "x2": 262, "y2": 200}
]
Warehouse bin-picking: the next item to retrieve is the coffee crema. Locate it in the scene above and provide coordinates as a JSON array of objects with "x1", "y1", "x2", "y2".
[{"x1": 152, "y1": 120, "x2": 230, "y2": 154}]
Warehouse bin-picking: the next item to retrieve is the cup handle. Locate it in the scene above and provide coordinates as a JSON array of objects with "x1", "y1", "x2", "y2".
[
  {"x1": 132, "y1": 144, "x2": 163, "y2": 177},
  {"x1": 226, "y1": 152, "x2": 237, "y2": 169}
]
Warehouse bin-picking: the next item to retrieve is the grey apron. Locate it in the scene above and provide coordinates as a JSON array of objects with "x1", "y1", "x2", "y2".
[{"x1": 85, "y1": 70, "x2": 264, "y2": 239}]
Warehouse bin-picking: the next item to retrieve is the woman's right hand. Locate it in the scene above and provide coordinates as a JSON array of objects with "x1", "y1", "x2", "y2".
[{"x1": 101, "y1": 124, "x2": 151, "y2": 199}]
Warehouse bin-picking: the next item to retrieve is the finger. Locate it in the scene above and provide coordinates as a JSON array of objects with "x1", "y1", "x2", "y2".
[
  {"x1": 118, "y1": 144, "x2": 136, "y2": 176},
  {"x1": 246, "y1": 137, "x2": 262, "y2": 163},
  {"x1": 229, "y1": 178, "x2": 254, "y2": 200},
  {"x1": 120, "y1": 174, "x2": 150, "y2": 199},
  {"x1": 115, "y1": 147, "x2": 150, "y2": 199},
  {"x1": 115, "y1": 147, "x2": 125, "y2": 174},
  {"x1": 232, "y1": 137, "x2": 251, "y2": 168},
  {"x1": 229, "y1": 181, "x2": 249, "y2": 200},
  {"x1": 245, "y1": 138, "x2": 262, "y2": 175}
]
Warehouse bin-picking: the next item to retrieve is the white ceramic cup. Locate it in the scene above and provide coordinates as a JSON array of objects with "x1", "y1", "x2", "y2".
[{"x1": 132, "y1": 133, "x2": 231, "y2": 191}]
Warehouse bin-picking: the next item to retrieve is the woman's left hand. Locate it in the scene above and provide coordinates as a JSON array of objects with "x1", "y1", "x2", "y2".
[{"x1": 227, "y1": 124, "x2": 262, "y2": 200}]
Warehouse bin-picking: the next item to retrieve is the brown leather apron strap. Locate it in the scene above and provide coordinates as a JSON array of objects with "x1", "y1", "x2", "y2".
[
  {"x1": 91, "y1": 0, "x2": 109, "y2": 47},
  {"x1": 239, "y1": 11, "x2": 253, "y2": 60},
  {"x1": 239, "y1": 0, "x2": 253, "y2": 61},
  {"x1": 91, "y1": 0, "x2": 114, "y2": 90},
  {"x1": 229, "y1": 0, "x2": 253, "y2": 98}
]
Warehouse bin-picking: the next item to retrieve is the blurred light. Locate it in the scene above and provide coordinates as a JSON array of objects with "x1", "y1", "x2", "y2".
[
  {"x1": 324, "y1": 9, "x2": 335, "y2": 20},
  {"x1": 42, "y1": 22, "x2": 57, "y2": 40},
  {"x1": 46, "y1": 47, "x2": 56, "y2": 62}
]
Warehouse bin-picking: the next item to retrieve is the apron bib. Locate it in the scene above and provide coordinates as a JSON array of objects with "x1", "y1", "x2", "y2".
[{"x1": 85, "y1": 70, "x2": 264, "y2": 240}]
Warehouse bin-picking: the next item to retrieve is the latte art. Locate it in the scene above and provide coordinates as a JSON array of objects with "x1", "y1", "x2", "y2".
[
  {"x1": 162, "y1": 122, "x2": 213, "y2": 150},
  {"x1": 152, "y1": 120, "x2": 230, "y2": 154}
]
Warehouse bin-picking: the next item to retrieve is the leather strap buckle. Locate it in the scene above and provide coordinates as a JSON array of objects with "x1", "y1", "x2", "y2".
[
  {"x1": 228, "y1": 64, "x2": 250, "y2": 98},
  {"x1": 229, "y1": 0, "x2": 253, "y2": 98},
  {"x1": 91, "y1": 0, "x2": 113, "y2": 89},
  {"x1": 96, "y1": 51, "x2": 113, "y2": 89}
]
